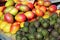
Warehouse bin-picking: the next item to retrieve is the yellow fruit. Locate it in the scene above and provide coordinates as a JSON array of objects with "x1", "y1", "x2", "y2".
[
  {"x1": 0, "y1": 20, "x2": 2, "y2": 24},
  {"x1": 56, "y1": 10, "x2": 60, "y2": 16},
  {"x1": 0, "y1": 22, "x2": 7, "y2": 30},
  {"x1": 13, "y1": 0, "x2": 21, "y2": 3},
  {"x1": 3, "y1": 23, "x2": 11, "y2": 33},
  {"x1": 21, "y1": 1, "x2": 28, "y2": 5},
  {"x1": 0, "y1": 20, "x2": 3, "y2": 29},
  {"x1": 20, "y1": 22, "x2": 24, "y2": 28},
  {"x1": 43, "y1": 15, "x2": 49, "y2": 19},
  {"x1": 0, "y1": 6, "x2": 5, "y2": 12},
  {"x1": 0, "y1": 11, "x2": 3, "y2": 17}
]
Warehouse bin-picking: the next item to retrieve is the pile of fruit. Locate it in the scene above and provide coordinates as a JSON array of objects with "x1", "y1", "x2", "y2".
[{"x1": 0, "y1": 0, "x2": 60, "y2": 40}]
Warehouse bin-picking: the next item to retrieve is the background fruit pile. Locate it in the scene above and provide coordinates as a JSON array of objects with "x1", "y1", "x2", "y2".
[{"x1": 0, "y1": 0, "x2": 60, "y2": 40}]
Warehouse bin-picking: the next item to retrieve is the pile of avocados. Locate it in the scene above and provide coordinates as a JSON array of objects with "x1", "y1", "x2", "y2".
[{"x1": 16, "y1": 13, "x2": 60, "y2": 40}]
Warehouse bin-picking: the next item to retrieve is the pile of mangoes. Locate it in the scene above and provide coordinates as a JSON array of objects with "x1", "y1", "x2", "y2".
[{"x1": 0, "y1": 0, "x2": 60, "y2": 39}]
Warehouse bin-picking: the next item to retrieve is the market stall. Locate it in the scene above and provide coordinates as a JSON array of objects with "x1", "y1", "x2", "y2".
[{"x1": 0, "y1": 0, "x2": 60, "y2": 40}]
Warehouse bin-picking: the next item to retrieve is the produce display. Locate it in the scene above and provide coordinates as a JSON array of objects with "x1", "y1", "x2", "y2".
[{"x1": 0, "y1": 0, "x2": 60, "y2": 40}]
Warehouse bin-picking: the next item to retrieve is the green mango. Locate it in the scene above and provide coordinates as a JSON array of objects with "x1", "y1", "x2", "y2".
[
  {"x1": 21, "y1": 27, "x2": 29, "y2": 32},
  {"x1": 42, "y1": 22, "x2": 49, "y2": 28},
  {"x1": 50, "y1": 20, "x2": 57, "y2": 26},
  {"x1": 19, "y1": 5, "x2": 29, "y2": 12},
  {"x1": 51, "y1": 13, "x2": 58, "y2": 20},
  {"x1": 10, "y1": 8, "x2": 18, "y2": 15},
  {"x1": 27, "y1": 34, "x2": 35, "y2": 40},
  {"x1": 37, "y1": 27, "x2": 43, "y2": 33},
  {"x1": 5, "y1": 0, "x2": 14, "y2": 7},
  {"x1": 21, "y1": 37, "x2": 28, "y2": 40},
  {"x1": 34, "y1": 21, "x2": 40, "y2": 28},
  {"x1": 57, "y1": 36, "x2": 60, "y2": 40},
  {"x1": 0, "y1": 22, "x2": 7, "y2": 29},
  {"x1": 4, "y1": 6, "x2": 14, "y2": 14},
  {"x1": 44, "y1": 37, "x2": 50, "y2": 40},
  {"x1": 54, "y1": 23, "x2": 60, "y2": 31},
  {"x1": 41, "y1": 29, "x2": 49, "y2": 37},
  {"x1": 29, "y1": 25, "x2": 36, "y2": 34},
  {"x1": 51, "y1": 30, "x2": 59, "y2": 37},
  {"x1": 57, "y1": 17, "x2": 60, "y2": 24},
  {"x1": 29, "y1": 22, "x2": 36, "y2": 34},
  {"x1": 50, "y1": 37, "x2": 57, "y2": 40},
  {"x1": 16, "y1": 34, "x2": 21, "y2": 40},
  {"x1": 38, "y1": 17, "x2": 44, "y2": 23},
  {"x1": 0, "y1": 15, "x2": 4, "y2": 20},
  {"x1": 29, "y1": 21, "x2": 34, "y2": 27},
  {"x1": 35, "y1": 32, "x2": 43, "y2": 40},
  {"x1": 58, "y1": 28, "x2": 60, "y2": 34},
  {"x1": 7, "y1": 0, "x2": 12, "y2": 1}
]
